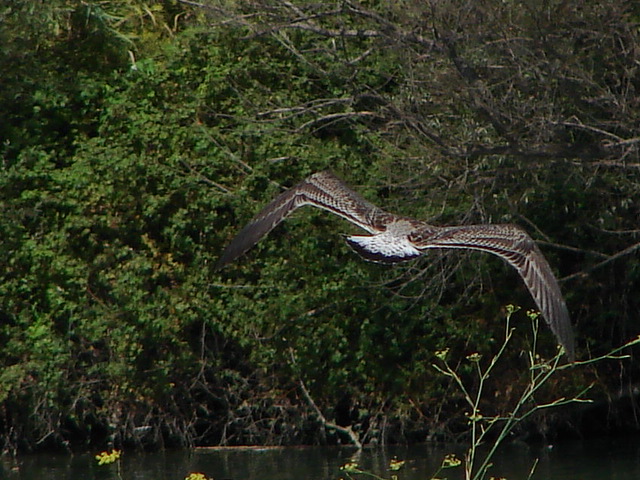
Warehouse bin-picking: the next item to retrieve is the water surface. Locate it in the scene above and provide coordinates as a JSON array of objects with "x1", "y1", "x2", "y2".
[{"x1": 3, "y1": 436, "x2": 640, "y2": 480}]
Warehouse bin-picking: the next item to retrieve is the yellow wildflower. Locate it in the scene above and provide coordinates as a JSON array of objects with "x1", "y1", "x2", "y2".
[
  {"x1": 95, "y1": 449, "x2": 121, "y2": 466},
  {"x1": 466, "y1": 352, "x2": 482, "y2": 362},
  {"x1": 441, "y1": 453, "x2": 462, "y2": 468},
  {"x1": 435, "y1": 348, "x2": 450, "y2": 360},
  {"x1": 389, "y1": 457, "x2": 405, "y2": 471},
  {"x1": 340, "y1": 462, "x2": 361, "y2": 473},
  {"x1": 185, "y1": 473, "x2": 213, "y2": 480}
]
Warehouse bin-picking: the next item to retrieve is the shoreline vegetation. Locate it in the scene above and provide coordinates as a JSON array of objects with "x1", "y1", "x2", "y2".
[
  {"x1": 2, "y1": 0, "x2": 639, "y2": 455},
  {"x1": 88, "y1": 320, "x2": 640, "y2": 480}
]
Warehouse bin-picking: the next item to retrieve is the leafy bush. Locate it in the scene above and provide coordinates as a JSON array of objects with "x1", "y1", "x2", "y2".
[{"x1": 1, "y1": 0, "x2": 639, "y2": 452}]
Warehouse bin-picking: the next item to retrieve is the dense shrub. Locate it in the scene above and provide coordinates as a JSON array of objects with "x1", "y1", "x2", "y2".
[{"x1": 1, "y1": 0, "x2": 638, "y2": 452}]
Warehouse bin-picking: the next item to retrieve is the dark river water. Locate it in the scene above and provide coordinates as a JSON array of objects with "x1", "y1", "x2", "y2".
[{"x1": 3, "y1": 436, "x2": 640, "y2": 480}]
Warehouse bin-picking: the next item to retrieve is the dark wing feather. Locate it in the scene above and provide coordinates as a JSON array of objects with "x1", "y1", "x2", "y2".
[
  {"x1": 218, "y1": 173, "x2": 575, "y2": 360},
  {"x1": 413, "y1": 224, "x2": 575, "y2": 360},
  {"x1": 216, "y1": 171, "x2": 391, "y2": 268}
]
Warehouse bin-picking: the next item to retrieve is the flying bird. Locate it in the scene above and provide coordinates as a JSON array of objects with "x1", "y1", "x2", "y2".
[{"x1": 218, "y1": 171, "x2": 575, "y2": 360}]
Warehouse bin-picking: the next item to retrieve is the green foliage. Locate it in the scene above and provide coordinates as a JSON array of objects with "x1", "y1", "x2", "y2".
[{"x1": 1, "y1": 0, "x2": 639, "y2": 451}]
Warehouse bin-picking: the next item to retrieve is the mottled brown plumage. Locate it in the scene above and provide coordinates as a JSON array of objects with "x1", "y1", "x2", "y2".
[{"x1": 218, "y1": 171, "x2": 575, "y2": 360}]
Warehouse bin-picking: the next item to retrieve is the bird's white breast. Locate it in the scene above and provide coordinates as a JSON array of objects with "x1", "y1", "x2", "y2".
[{"x1": 346, "y1": 231, "x2": 422, "y2": 263}]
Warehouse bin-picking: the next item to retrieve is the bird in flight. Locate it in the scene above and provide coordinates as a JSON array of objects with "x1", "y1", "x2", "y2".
[{"x1": 218, "y1": 171, "x2": 575, "y2": 361}]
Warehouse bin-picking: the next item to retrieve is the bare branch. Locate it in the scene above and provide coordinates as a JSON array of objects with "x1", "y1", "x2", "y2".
[
  {"x1": 562, "y1": 241, "x2": 640, "y2": 282},
  {"x1": 296, "y1": 111, "x2": 380, "y2": 132}
]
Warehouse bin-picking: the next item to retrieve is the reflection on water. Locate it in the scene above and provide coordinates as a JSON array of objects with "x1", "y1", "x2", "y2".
[{"x1": 3, "y1": 436, "x2": 640, "y2": 480}]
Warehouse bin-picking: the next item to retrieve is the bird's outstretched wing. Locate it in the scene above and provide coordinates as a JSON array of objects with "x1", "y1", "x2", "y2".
[
  {"x1": 412, "y1": 224, "x2": 575, "y2": 360},
  {"x1": 216, "y1": 171, "x2": 394, "y2": 268},
  {"x1": 218, "y1": 172, "x2": 575, "y2": 360}
]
